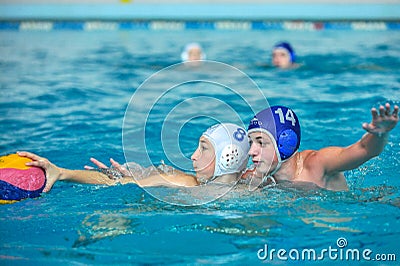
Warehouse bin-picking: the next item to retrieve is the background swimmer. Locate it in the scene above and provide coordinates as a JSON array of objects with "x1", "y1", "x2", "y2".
[
  {"x1": 181, "y1": 42, "x2": 206, "y2": 62},
  {"x1": 17, "y1": 123, "x2": 249, "y2": 191},
  {"x1": 271, "y1": 41, "x2": 299, "y2": 69},
  {"x1": 245, "y1": 103, "x2": 399, "y2": 191}
]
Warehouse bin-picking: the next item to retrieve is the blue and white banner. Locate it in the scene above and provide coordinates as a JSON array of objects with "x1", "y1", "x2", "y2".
[{"x1": 1, "y1": 20, "x2": 399, "y2": 31}]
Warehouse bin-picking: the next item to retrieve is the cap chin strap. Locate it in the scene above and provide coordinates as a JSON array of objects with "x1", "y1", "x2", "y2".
[
  {"x1": 207, "y1": 165, "x2": 240, "y2": 184},
  {"x1": 248, "y1": 129, "x2": 280, "y2": 186},
  {"x1": 263, "y1": 175, "x2": 277, "y2": 187},
  {"x1": 205, "y1": 173, "x2": 218, "y2": 184},
  {"x1": 261, "y1": 152, "x2": 281, "y2": 186},
  {"x1": 261, "y1": 151, "x2": 298, "y2": 186},
  {"x1": 247, "y1": 128, "x2": 280, "y2": 183}
]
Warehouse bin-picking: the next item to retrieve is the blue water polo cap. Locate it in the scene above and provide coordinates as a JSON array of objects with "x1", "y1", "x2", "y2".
[
  {"x1": 273, "y1": 42, "x2": 296, "y2": 63},
  {"x1": 248, "y1": 106, "x2": 301, "y2": 161}
]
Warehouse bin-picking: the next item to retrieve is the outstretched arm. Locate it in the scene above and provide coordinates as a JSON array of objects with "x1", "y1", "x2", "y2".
[
  {"x1": 315, "y1": 103, "x2": 398, "y2": 174},
  {"x1": 86, "y1": 157, "x2": 198, "y2": 187},
  {"x1": 135, "y1": 173, "x2": 199, "y2": 187},
  {"x1": 17, "y1": 151, "x2": 133, "y2": 192}
]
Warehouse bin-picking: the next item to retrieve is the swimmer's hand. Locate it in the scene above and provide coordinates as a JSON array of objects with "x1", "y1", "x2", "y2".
[
  {"x1": 17, "y1": 151, "x2": 62, "y2": 193},
  {"x1": 84, "y1": 157, "x2": 108, "y2": 169},
  {"x1": 362, "y1": 103, "x2": 399, "y2": 136},
  {"x1": 84, "y1": 157, "x2": 132, "y2": 177}
]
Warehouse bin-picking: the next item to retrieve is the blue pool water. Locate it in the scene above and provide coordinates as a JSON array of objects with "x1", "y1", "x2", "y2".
[{"x1": 1, "y1": 29, "x2": 400, "y2": 264}]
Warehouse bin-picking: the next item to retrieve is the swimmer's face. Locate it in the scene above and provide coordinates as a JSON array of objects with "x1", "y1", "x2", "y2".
[
  {"x1": 272, "y1": 48, "x2": 292, "y2": 69},
  {"x1": 191, "y1": 136, "x2": 216, "y2": 179},
  {"x1": 188, "y1": 47, "x2": 202, "y2": 61},
  {"x1": 248, "y1": 132, "x2": 279, "y2": 178}
]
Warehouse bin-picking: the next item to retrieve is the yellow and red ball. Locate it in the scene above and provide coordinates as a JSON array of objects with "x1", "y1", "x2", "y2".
[{"x1": 0, "y1": 154, "x2": 46, "y2": 204}]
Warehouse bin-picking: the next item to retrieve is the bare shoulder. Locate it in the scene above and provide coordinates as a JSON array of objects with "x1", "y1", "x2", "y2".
[
  {"x1": 300, "y1": 149, "x2": 349, "y2": 191},
  {"x1": 302, "y1": 147, "x2": 344, "y2": 165},
  {"x1": 134, "y1": 173, "x2": 199, "y2": 187},
  {"x1": 300, "y1": 149, "x2": 325, "y2": 173},
  {"x1": 300, "y1": 150, "x2": 319, "y2": 166},
  {"x1": 299, "y1": 149, "x2": 329, "y2": 183}
]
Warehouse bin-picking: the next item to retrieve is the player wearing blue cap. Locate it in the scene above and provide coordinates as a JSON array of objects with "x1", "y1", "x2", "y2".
[
  {"x1": 18, "y1": 123, "x2": 250, "y2": 190},
  {"x1": 245, "y1": 104, "x2": 398, "y2": 191},
  {"x1": 272, "y1": 42, "x2": 297, "y2": 69}
]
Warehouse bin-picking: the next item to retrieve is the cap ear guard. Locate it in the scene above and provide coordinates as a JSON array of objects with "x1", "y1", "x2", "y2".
[
  {"x1": 220, "y1": 144, "x2": 243, "y2": 170},
  {"x1": 203, "y1": 123, "x2": 250, "y2": 177},
  {"x1": 277, "y1": 129, "x2": 299, "y2": 160}
]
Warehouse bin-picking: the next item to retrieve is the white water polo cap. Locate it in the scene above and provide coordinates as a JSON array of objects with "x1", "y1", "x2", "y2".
[
  {"x1": 248, "y1": 106, "x2": 301, "y2": 161},
  {"x1": 181, "y1": 42, "x2": 206, "y2": 62},
  {"x1": 202, "y1": 123, "x2": 250, "y2": 177}
]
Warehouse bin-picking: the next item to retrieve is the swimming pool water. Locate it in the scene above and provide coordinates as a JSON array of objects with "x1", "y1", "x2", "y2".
[{"x1": 1, "y1": 29, "x2": 400, "y2": 264}]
